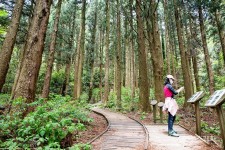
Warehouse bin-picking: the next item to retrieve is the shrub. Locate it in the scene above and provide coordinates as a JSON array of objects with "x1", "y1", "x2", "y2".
[{"x1": 0, "y1": 94, "x2": 92, "y2": 149}]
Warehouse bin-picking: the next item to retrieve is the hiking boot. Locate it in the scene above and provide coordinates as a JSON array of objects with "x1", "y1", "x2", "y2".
[{"x1": 168, "y1": 131, "x2": 179, "y2": 137}]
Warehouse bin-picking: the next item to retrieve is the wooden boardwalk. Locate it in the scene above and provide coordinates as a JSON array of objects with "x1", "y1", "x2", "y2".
[
  {"x1": 91, "y1": 108, "x2": 220, "y2": 150},
  {"x1": 146, "y1": 125, "x2": 213, "y2": 150},
  {"x1": 91, "y1": 108, "x2": 147, "y2": 150}
]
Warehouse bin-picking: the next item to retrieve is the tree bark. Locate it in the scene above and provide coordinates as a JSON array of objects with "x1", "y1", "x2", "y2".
[
  {"x1": 173, "y1": 0, "x2": 193, "y2": 104},
  {"x1": 129, "y1": 0, "x2": 135, "y2": 99},
  {"x1": 136, "y1": 0, "x2": 150, "y2": 112},
  {"x1": 125, "y1": 19, "x2": 131, "y2": 88},
  {"x1": 11, "y1": 0, "x2": 35, "y2": 97},
  {"x1": 163, "y1": 0, "x2": 171, "y2": 74},
  {"x1": 170, "y1": 18, "x2": 178, "y2": 89},
  {"x1": 149, "y1": 0, "x2": 164, "y2": 102},
  {"x1": 88, "y1": 0, "x2": 98, "y2": 102},
  {"x1": 77, "y1": 0, "x2": 86, "y2": 98},
  {"x1": 116, "y1": 0, "x2": 122, "y2": 109},
  {"x1": 189, "y1": 16, "x2": 200, "y2": 91},
  {"x1": 103, "y1": 0, "x2": 110, "y2": 104},
  {"x1": 74, "y1": 28, "x2": 81, "y2": 99},
  {"x1": 62, "y1": 59, "x2": 71, "y2": 96},
  {"x1": 184, "y1": 21, "x2": 194, "y2": 94},
  {"x1": 74, "y1": 0, "x2": 86, "y2": 99},
  {"x1": 41, "y1": 0, "x2": 62, "y2": 98},
  {"x1": 11, "y1": 0, "x2": 52, "y2": 112},
  {"x1": 198, "y1": 4, "x2": 214, "y2": 94},
  {"x1": 99, "y1": 29, "x2": 104, "y2": 101},
  {"x1": 0, "y1": 0, "x2": 24, "y2": 92},
  {"x1": 114, "y1": 53, "x2": 117, "y2": 92}
]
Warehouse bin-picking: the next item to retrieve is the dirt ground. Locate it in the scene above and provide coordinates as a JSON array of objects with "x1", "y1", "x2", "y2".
[
  {"x1": 73, "y1": 112, "x2": 108, "y2": 145},
  {"x1": 76, "y1": 108, "x2": 223, "y2": 150}
]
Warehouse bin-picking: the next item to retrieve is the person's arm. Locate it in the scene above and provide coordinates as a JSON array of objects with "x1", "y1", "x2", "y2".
[
  {"x1": 177, "y1": 87, "x2": 184, "y2": 93},
  {"x1": 166, "y1": 84, "x2": 178, "y2": 95}
]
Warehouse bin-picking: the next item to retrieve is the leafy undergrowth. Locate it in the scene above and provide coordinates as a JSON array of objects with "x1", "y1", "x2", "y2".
[{"x1": 0, "y1": 94, "x2": 93, "y2": 149}]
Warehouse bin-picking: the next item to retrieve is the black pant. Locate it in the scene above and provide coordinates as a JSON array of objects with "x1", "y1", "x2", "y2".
[{"x1": 168, "y1": 112, "x2": 176, "y2": 132}]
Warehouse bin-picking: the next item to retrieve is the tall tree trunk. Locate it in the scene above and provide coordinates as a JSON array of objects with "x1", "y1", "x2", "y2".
[
  {"x1": 11, "y1": 0, "x2": 52, "y2": 113},
  {"x1": 125, "y1": 40, "x2": 130, "y2": 88},
  {"x1": 74, "y1": 29, "x2": 81, "y2": 99},
  {"x1": 116, "y1": 0, "x2": 122, "y2": 109},
  {"x1": 189, "y1": 17, "x2": 200, "y2": 91},
  {"x1": 77, "y1": 0, "x2": 86, "y2": 98},
  {"x1": 136, "y1": 0, "x2": 150, "y2": 112},
  {"x1": 11, "y1": 0, "x2": 35, "y2": 97},
  {"x1": 184, "y1": 20, "x2": 194, "y2": 94},
  {"x1": 88, "y1": 0, "x2": 98, "y2": 102},
  {"x1": 173, "y1": 0, "x2": 192, "y2": 105},
  {"x1": 215, "y1": 10, "x2": 225, "y2": 66},
  {"x1": 11, "y1": 45, "x2": 25, "y2": 97},
  {"x1": 198, "y1": 4, "x2": 214, "y2": 94},
  {"x1": 41, "y1": 0, "x2": 62, "y2": 98},
  {"x1": 0, "y1": 0, "x2": 24, "y2": 92},
  {"x1": 125, "y1": 19, "x2": 131, "y2": 88},
  {"x1": 163, "y1": 0, "x2": 171, "y2": 74},
  {"x1": 99, "y1": 29, "x2": 104, "y2": 101},
  {"x1": 170, "y1": 23, "x2": 178, "y2": 89},
  {"x1": 61, "y1": 3, "x2": 76, "y2": 96},
  {"x1": 74, "y1": 0, "x2": 86, "y2": 99},
  {"x1": 171, "y1": 40, "x2": 177, "y2": 89},
  {"x1": 62, "y1": 58, "x2": 71, "y2": 96},
  {"x1": 129, "y1": 0, "x2": 135, "y2": 99},
  {"x1": 103, "y1": 0, "x2": 110, "y2": 104},
  {"x1": 169, "y1": 12, "x2": 178, "y2": 89},
  {"x1": 114, "y1": 53, "x2": 117, "y2": 92},
  {"x1": 150, "y1": 0, "x2": 164, "y2": 102}
]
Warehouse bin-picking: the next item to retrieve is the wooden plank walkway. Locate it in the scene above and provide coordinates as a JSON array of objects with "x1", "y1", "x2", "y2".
[
  {"x1": 91, "y1": 108, "x2": 146, "y2": 150},
  {"x1": 146, "y1": 125, "x2": 215, "y2": 150},
  {"x1": 91, "y1": 108, "x2": 220, "y2": 150}
]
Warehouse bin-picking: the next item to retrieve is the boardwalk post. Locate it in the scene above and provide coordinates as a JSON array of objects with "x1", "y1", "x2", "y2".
[
  {"x1": 187, "y1": 91, "x2": 204, "y2": 136},
  {"x1": 205, "y1": 89, "x2": 225, "y2": 150},
  {"x1": 194, "y1": 101, "x2": 201, "y2": 136},
  {"x1": 157, "y1": 102, "x2": 164, "y2": 123},
  {"x1": 216, "y1": 105, "x2": 225, "y2": 150},
  {"x1": 150, "y1": 100, "x2": 157, "y2": 123}
]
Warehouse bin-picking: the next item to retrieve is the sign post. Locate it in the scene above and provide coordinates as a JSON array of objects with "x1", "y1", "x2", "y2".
[
  {"x1": 205, "y1": 89, "x2": 225, "y2": 150},
  {"x1": 150, "y1": 100, "x2": 157, "y2": 123},
  {"x1": 187, "y1": 91, "x2": 205, "y2": 136},
  {"x1": 158, "y1": 102, "x2": 164, "y2": 123}
]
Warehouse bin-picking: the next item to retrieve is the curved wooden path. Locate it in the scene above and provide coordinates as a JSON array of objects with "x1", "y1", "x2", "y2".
[
  {"x1": 91, "y1": 108, "x2": 147, "y2": 150},
  {"x1": 91, "y1": 108, "x2": 221, "y2": 150}
]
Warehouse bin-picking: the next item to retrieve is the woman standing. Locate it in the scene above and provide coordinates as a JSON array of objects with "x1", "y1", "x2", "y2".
[{"x1": 163, "y1": 75, "x2": 184, "y2": 137}]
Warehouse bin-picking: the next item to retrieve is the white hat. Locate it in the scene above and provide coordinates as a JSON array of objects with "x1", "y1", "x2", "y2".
[{"x1": 166, "y1": 75, "x2": 175, "y2": 80}]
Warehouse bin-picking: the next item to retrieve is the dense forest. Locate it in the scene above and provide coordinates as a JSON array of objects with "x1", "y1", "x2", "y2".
[{"x1": 0, "y1": 0, "x2": 225, "y2": 149}]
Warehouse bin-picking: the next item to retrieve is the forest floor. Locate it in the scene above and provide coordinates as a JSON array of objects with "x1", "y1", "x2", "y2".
[
  {"x1": 73, "y1": 112, "x2": 108, "y2": 145},
  {"x1": 76, "y1": 107, "x2": 223, "y2": 150}
]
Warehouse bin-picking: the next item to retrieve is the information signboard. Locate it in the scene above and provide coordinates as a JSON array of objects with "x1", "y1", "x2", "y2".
[
  {"x1": 205, "y1": 89, "x2": 225, "y2": 149},
  {"x1": 205, "y1": 89, "x2": 225, "y2": 107},
  {"x1": 187, "y1": 91, "x2": 204, "y2": 103}
]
